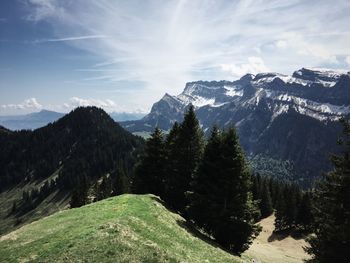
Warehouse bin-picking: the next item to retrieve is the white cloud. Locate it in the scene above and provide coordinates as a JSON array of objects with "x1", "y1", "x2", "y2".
[
  {"x1": 50, "y1": 97, "x2": 146, "y2": 113},
  {"x1": 221, "y1": 57, "x2": 270, "y2": 77},
  {"x1": 1, "y1": 98, "x2": 42, "y2": 110},
  {"x1": 68, "y1": 97, "x2": 116, "y2": 108},
  {"x1": 346, "y1": 56, "x2": 350, "y2": 65},
  {"x1": 278, "y1": 32, "x2": 340, "y2": 64},
  {"x1": 275, "y1": 40, "x2": 287, "y2": 49}
]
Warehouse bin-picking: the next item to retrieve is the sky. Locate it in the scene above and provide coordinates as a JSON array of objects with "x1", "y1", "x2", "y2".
[{"x1": 1, "y1": 0, "x2": 350, "y2": 115}]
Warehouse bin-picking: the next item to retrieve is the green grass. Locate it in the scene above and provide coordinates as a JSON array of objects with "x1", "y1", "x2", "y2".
[
  {"x1": 0, "y1": 194, "x2": 249, "y2": 263},
  {"x1": 0, "y1": 168, "x2": 69, "y2": 236}
]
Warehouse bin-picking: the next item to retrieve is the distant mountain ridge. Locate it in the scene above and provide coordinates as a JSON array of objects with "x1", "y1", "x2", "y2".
[
  {"x1": 121, "y1": 68, "x2": 350, "y2": 185},
  {"x1": 0, "y1": 110, "x2": 145, "y2": 130},
  {"x1": 0, "y1": 110, "x2": 64, "y2": 130}
]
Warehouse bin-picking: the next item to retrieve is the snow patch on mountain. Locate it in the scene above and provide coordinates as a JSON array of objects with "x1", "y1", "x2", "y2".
[
  {"x1": 263, "y1": 91, "x2": 350, "y2": 121},
  {"x1": 147, "y1": 67, "x2": 350, "y2": 127},
  {"x1": 224, "y1": 86, "x2": 244, "y2": 97}
]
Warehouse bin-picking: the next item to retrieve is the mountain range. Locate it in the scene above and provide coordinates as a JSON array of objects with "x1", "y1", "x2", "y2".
[
  {"x1": 0, "y1": 110, "x2": 145, "y2": 130},
  {"x1": 121, "y1": 68, "x2": 350, "y2": 185}
]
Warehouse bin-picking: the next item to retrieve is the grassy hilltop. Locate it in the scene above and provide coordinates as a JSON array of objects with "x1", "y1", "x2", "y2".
[{"x1": 0, "y1": 194, "x2": 250, "y2": 263}]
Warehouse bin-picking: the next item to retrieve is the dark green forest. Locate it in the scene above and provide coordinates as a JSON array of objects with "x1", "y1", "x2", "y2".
[{"x1": 0, "y1": 107, "x2": 143, "y2": 212}]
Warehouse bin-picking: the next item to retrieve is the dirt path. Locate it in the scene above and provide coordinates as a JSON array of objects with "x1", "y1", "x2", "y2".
[{"x1": 244, "y1": 214, "x2": 311, "y2": 263}]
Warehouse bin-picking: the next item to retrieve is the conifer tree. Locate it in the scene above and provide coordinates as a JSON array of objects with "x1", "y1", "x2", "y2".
[
  {"x1": 114, "y1": 167, "x2": 130, "y2": 195},
  {"x1": 188, "y1": 126, "x2": 222, "y2": 228},
  {"x1": 70, "y1": 174, "x2": 88, "y2": 208},
  {"x1": 163, "y1": 122, "x2": 180, "y2": 200},
  {"x1": 284, "y1": 184, "x2": 299, "y2": 227},
  {"x1": 166, "y1": 105, "x2": 204, "y2": 212},
  {"x1": 133, "y1": 127, "x2": 166, "y2": 198},
  {"x1": 306, "y1": 119, "x2": 350, "y2": 262},
  {"x1": 274, "y1": 189, "x2": 287, "y2": 231},
  {"x1": 259, "y1": 180, "x2": 273, "y2": 218},
  {"x1": 296, "y1": 191, "x2": 313, "y2": 230},
  {"x1": 190, "y1": 127, "x2": 260, "y2": 254}
]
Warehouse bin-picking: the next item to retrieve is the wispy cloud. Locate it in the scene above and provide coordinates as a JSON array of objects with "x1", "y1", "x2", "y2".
[
  {"x1": 221, "y1": 57, "x2": 270, "y2": 77},
  {"x1": 33, "y1": 35, "x2": 108, "y2": 43},
  {"x1": 346, "y1": 56, "x2": 350, "y2": 66},
  {"x1": 1, "y1": 98, "x2": 42, "y2": 110},
  {"x1": 55, "y1": 97, "x2": 146, "y2": 113},
  {"x1": 0, "y1": 97, "x2": 145, "y2": 114},
  {"x1": 23, "y1": 0, "x2": 350, "y2": 110}
]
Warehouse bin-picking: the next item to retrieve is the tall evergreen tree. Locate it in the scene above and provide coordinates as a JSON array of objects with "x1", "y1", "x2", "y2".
[
  {"x1": 133, "y1": 127, "x2": 166, "y2": 198},
  {"x1": 189, "y1": 127, "x2": 260, "y2": 254},
  {"x1": 188, "y1": 126, "x2": 222, "y2": 228},
  {"x1": 306, "y1": 119, "x2": 350, "y2": 262},
  {"x1": 166, "y1": 105, "x2": 204, "y2": 212},
  {"x1": 259, "y1": 180, "x2": 273, "y2": 218},
  {"x1": 274, "y1": 188, "x2": 287, "y2": 231},
  {"x1": 70, "y1": 174, "x2": 88, "y2": 208},
  {"x1": 296, "y1": 191, "x2": 313, "y2": 230},
  {"x1": 164, "y1": 122, "x2": 180, "y2": 199},
  {"x1": 114, "y1": 167, "x2": 130, "y2": 195}
]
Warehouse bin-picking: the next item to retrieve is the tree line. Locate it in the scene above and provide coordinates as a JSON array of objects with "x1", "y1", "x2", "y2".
[
  {"x1": 133, "y1": 105, "x2": 260, "y2": 254},
  {"x1": 252, "y1": 174, "x2": 313, "y2": 231},
  {"x1": 133, "y1": 106, "x2": 350, "y2": 261}
]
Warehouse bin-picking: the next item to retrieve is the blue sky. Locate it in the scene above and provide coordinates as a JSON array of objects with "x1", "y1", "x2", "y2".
[{"x1": 1, "y1": 0, "x2": 350, "y2": 115}]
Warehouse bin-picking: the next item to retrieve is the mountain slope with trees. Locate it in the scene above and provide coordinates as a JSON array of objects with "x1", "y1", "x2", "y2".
[{"x1": 0, "y1": 107, "x2": 143, "y2": 235}]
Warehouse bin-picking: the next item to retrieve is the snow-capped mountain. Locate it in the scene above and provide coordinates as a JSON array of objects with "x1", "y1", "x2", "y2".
[{"x1": 121, "y1": 68, "x2": 350, "y2": 185}]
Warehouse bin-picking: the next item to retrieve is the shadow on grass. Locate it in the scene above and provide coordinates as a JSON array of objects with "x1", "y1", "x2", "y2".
[
  {"x1": 149, "y1": 196, "x2": 240, "y2": 257},
  {"x1": 268, "y1": 228, "x2": 308, "y2": 242}
]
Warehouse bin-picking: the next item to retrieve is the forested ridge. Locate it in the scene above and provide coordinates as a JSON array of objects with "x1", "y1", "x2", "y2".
[{"x1": 0, "y1": 107, "x2": 143, "y2": 218}]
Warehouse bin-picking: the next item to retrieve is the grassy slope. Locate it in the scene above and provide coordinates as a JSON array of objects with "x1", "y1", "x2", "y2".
[
  {"x1": 0, "y1": 169, "x2": 69, "y2": 236},
  {"x1": 0, "y1": 194, "x2": 249, "y2": 263}
]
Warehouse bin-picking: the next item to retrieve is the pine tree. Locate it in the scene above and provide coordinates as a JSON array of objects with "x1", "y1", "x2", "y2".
[
  {"x1": 274, "y1": 188, "x2": 287, "y2": 231},
  {"x1": 259, "y1": 180, "x2": 273, "y2": 218},
  {"x1": 166, "y1": 105, "x2": 204, "y2": 213},
  {"x1": 188, "y1": 126, "x2": 222, "y2": 229},
  {"x1": 114, "y1": 167, "x2": 130, "y2": 195},
  {"x1": 306, "y1": 119, "x2": 350, "y2": 262},
  {"x1": 189, "y1": 127, "x2": 260, "y2": 254},
  {"x1": 296, "y1": 191, "x2": 313, "y2": 231},
  {"x1": 70, "y1": 174, "x2": 88, "y2": 208},
  {"x1": 11, "y1": 201, "x2": 16, "y2": 214},
  {"x1": 97, "y1": 175, "x2": 112, "y2": 201},
  {"x1": 284, "y1": 184, "x2": 299, "y2": 228},
  {"x1": 133, "y1": 127, "x2": 166, "y2": 198},
  {"x1": 164, "y1": 122, "x2": 180, "y2": 200}
]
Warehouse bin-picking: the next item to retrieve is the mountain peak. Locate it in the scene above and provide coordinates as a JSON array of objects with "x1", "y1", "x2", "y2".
[
  {"x1": 292, "y1": 67, "x2": 348, "y2": 83},
  {"x1": 240, "y1": 73, "x2": 255, "y2": 82}
]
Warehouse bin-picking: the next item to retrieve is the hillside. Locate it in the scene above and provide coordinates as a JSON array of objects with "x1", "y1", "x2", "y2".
[
  {"x1": 0, "y1": 194, "x2": 250, "y2": 263},
  {"x1": 0, "y1": 110, "x2": 145, "y2": 131},
  {"x1": 0, "y1": 107, "x2": 144, "y2": 235}
]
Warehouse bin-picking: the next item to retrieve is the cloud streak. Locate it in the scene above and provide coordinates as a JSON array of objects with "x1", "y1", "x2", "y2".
[
  {"x1": 23, "y1": 0, "x2": 350, "y2": 110},
  {"x1": 34, "y1": 35, "x2": 108, "y2": 43}
]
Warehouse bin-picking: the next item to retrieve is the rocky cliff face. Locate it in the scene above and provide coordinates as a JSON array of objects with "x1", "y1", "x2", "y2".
[{"x1": 121, "y1": 68, "x2": 350, "y2": 185}]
